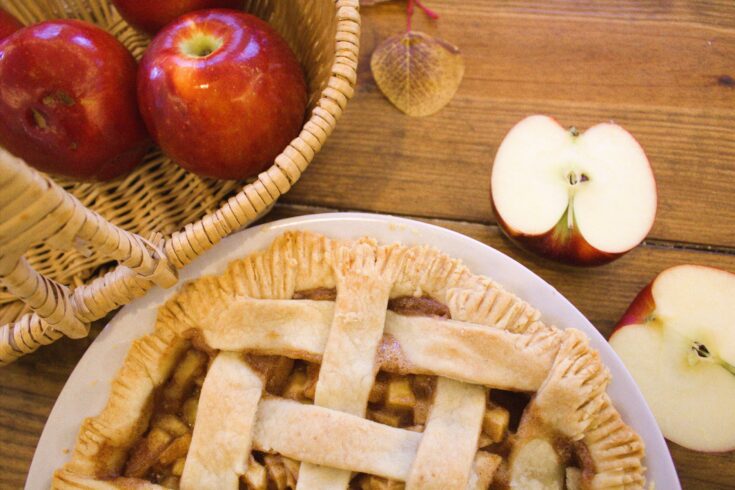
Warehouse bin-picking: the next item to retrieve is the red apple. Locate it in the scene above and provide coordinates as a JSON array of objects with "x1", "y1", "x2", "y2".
[
  {"x1": 490, "y1": 115, "x2": 657, "y2": 266},
  {"x1": 138, "y1": 10, "x2": 307, "y2": 180},
  {"x1": 112, "y1": 0, "x2": 242, "y2": 35},
  {"x1": 0, "y1": 20, "x2": 149, "y2": 180},
  {"x1": 0, "y1": 8, "x2": 22, "y2": 41},
  {"x1": 610, "y1": 265, "x2": 735, "y2": 452}
]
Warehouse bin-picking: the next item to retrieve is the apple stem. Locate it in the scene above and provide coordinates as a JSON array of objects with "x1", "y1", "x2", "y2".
[
  {"x1": 180, "y1": 34, "x2": 224, "y2": 58},
  {"x1": 407, "y1": 0, "x2": 439, "y2": 32}
]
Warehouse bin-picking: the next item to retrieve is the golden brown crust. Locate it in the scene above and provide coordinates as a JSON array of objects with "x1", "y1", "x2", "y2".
[
  {"x1": 53, "y1": 470, "x2": 163, "y2": 489},
  {"x1": 60, "y1": 325, "x2": 188, "y2": 482},
  {"x1": 56, "y1": 231, "x2": 645, "y2": 489}
]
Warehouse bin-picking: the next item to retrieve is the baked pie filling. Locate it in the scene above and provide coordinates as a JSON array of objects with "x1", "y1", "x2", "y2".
[{"x1": 55, "y1": 232, "x2": 646, "y2": 490}]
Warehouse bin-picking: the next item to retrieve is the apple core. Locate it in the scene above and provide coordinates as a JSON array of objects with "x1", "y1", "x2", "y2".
[{"x1": 563, "y1": 169, "x2": 589, "y2": 232}]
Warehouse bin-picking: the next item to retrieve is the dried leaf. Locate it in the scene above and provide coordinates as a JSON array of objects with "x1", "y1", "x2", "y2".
[{"x1": 371, "y1": 31, "x2": 464, "y2": 117}]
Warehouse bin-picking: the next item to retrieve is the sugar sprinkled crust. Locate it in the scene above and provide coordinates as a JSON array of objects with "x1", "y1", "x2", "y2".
[{"x1": 54, "y1": 231, "x2": 645, "y2": 490}]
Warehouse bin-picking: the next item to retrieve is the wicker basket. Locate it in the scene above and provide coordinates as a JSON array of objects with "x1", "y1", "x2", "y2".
[{"x1": 0, "y1": 0, "x2": 360, "y2": 365}]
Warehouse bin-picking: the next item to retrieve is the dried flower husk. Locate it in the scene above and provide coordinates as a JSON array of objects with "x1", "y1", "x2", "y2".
[{"x1": 371, "y1": 31, "x2": 464, "y2": 117}]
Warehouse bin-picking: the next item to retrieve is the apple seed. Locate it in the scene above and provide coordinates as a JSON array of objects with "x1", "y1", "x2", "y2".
[
  {"x1": 687, "y1": 340, "x2": 735, "y2": 376},
  {"x1": 692, "y1": 341, "x2": 710, "y2": 358}
]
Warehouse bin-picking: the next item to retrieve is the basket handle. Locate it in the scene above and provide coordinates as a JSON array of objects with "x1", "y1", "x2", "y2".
[{"x1": 0, "y1": 149, "x2": 177, "y2": 365}]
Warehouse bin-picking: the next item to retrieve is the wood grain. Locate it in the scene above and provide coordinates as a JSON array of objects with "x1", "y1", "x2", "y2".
[
  {"x1": 284, "y1": 0, "x2": 735, "y2": 248},
  {"x1": 2, "y1": 204, "x2": 733, "y2": 489},
  {"x1": 4, "y1": 2, "x2": 735, "y2": 489}
]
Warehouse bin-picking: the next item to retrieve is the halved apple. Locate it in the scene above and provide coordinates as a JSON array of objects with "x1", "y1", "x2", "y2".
[
  {"x1": 491, "y1": 115, "x2": 657, "y2": 266},
  {"x1": 609, "y1": 265, "x2": 735, "y2": 452}
]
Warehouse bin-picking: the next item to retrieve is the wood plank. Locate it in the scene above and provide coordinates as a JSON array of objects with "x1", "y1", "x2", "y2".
[
  {"x1": 283, "y1": 1, "x2": 735, "y2": 247},
  {"x1": 2, "y1": 204, "x2": 733, "y2": 489},
  {"x1": 402, "y1": 0, "x2": 735, "y2": 31},
  {"x1": 0, "y1": 334, "x2": 98, "y2": 490}
]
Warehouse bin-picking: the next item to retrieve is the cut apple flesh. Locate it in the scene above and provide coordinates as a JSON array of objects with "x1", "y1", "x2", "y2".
[
  {"x1": 611, "y1": 324, "x2": 735, "y2": 451},
  {"x1": 652, "y1": 265, "x2": 735, "y2": 365},
  {"x1": 492, "y1": 115, "x2": 657, "y2": 254},
  {"x1": 610, "y1": 265, "x2": 735, "y2": 451}
]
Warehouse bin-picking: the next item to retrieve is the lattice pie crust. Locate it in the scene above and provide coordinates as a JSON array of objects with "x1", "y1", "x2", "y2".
[{"x1": 54, "y1": 231, "x2": 645, "y2": 489}]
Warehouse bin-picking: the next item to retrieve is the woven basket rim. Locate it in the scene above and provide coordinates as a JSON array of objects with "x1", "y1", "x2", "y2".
[{"x1": 0, "y1": 0, "x2": 361, "y2": 365}]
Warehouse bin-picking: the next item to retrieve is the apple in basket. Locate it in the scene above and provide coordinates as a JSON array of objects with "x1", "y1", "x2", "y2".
[
  {"x1": 138, "y1": 10, "x2": 307, "y2": 180},
  {"x1": 0, "y1": 20, "x2": 150, "y2": 180},
  {"x1": 609, "y1": 265, "x2": 735, "y2": 452},
  {"x1": 0, "y1": 8, "x2": 22, "y2": 41},
  {"x1": 111, "y1": 0, "x2": 242, "y2": 35},
  {"x1": 490, "y1": 115, "x2": 657, "y2": 266}
]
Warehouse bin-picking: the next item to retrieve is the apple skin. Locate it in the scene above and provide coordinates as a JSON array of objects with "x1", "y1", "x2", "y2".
[
  {"x1": 138, "y1": 10, "x2": 307, "y2": 180},
  {"x1": 112, "y1": 0, "x2": 242, "y2": 34},
  {"x1": 492, "y1": 200, "x2": 620, "y2": 267},
  {"x1": 612, "y1": 280, "x2": 655, "y2": 332},
  {"x1": 0, "y1": 20, "x2": 150, "y2": 181},
  {"x1": 0, "y1": 8, "x2": 22, "y2": 41}
]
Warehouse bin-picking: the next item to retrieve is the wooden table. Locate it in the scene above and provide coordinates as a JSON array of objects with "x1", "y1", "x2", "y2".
[{"x1": 2, "y1": 1, "x2": 734, "y2": 488}]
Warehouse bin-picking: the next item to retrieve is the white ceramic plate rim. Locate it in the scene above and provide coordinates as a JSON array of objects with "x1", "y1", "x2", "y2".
[{"x1": 27, "y1": 212, "x2": 680, "y2": 489}]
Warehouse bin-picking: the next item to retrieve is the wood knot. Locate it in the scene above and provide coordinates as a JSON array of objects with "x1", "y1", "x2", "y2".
[{"x1": 717, "y1": 75, "x2": 734, "y2": 87}]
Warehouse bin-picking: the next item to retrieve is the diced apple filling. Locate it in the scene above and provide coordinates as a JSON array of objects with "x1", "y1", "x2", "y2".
[
  {"x1": 158, "y1": 433, "x2": 191, "y2": 466},
  {"x1": 281, "y1": 370, "x2": 308, "y2": 400},
  {"x1": 482, "y1": 404, "x2": 510, "y2": 443},
  {"x1": 468, "y1": 451, "x2": 502, "y2": 489},
  {"x1": 241, "y1": 456, "x2": 267, "y2": 489},
  {"x1": 125, "y1": 427, "x2": 173, "y2": 478},
  {"x1": 369, "y1": 376, "x2": 388, "y2": 403},
  {"x1": 355, "y1": 475, "x2": 405, "y2": 490},
  {"x1": 153, "y1": 414, "x2": 189, "y2": 437},
  {"x1": 385, "y1": 377, "x2": 416, "y2": 411},
  {"x1": 161, "y1": 349, "x2": 207, "y2": 412}
]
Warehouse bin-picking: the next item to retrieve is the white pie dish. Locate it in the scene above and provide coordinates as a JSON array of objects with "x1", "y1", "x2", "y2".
[{"x1": 27, "y1": 212, "x2": 680, "y2": 489}]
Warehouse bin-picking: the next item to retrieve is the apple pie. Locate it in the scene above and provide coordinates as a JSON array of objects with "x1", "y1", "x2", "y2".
[{"x1": 54, "y1": 231, "x2": 646, "y2": 489}]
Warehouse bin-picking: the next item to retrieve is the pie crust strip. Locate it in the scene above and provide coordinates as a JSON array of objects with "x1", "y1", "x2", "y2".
[
  {"x1": 180, "y1": 352, "x2": 263, "y2": 490},
  {"x1": 204, "y1": 300, "x2": 556, "y2": 391},
  {"x1": 405, "y1": 377, "x2": 486, "y2": 489},
  {"x1": 53, "y1": 472, "x2": 163, "y2": 489},
  {"x1": 296, "y1": 242, "x2": 404, "y2": 489},
  {"x1": 253, "y1": 397, "x2": 422, "y2": 480}
]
